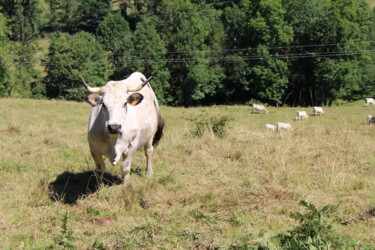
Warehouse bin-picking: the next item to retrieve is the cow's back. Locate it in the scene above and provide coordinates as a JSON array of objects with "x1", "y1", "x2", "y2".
[{"x1": 130, "y1": 84, "x2": 161, "y2": 148}]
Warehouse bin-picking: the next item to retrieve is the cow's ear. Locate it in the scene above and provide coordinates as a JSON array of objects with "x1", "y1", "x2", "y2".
[
  {"x1": 85, "y1": 94, "x2": 102, "y2": 107},
  {"x1": 127, "y1": 93, "x2": 144, "y2": 106}
]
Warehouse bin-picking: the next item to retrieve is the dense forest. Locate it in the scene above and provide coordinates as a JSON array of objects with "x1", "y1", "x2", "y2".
[{"x1": 0, "y1": 0, "x2": 374, "y2": 106}]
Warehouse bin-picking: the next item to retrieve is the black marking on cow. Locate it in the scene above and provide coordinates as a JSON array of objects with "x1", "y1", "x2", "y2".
[
  {"x1": 85, "y1": 94, "x2": 102, "y2": 107},
  {"x1": 127, "y1": 93, "x2": 144, "y2": 106}
]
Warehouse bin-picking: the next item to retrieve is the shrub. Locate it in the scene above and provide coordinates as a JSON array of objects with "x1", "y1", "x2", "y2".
[
  {"x1": 278, "y1": 200, "x2": 341, "y2": 249},
  {"x1": 191, "y1": 115, "x2": 231, "y2": 138},
  {"x1": 44, "y1": 32, "x2": 109, "y2": 100},
  {"x1": 255, "y1": 200, "x2": 366, "y2": 249}
]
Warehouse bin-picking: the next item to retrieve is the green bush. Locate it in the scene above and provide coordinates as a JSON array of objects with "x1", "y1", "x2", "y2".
[
  {"x1": 191, "y1": 115, "x2": 231, "y2": 138},
  {"x1": 255, "y1": 200, "x2": 368, "y2": 249},
  {"x1": 44, "y1": 32, "x2": 109, "y2": 100},
  {"x1": 279, "y1": 200, "x2": 341, "y2": 249}
]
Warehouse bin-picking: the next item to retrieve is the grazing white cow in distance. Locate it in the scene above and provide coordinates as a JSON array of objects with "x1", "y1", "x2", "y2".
[
  {"x1": 296, "y1": 111, "x2": 308, "y2": 121},
  {"x1": 313, "y1": 106, "x2": 324, "y2": 116},
  {"x1": 365, "y1": 98, "x2": 375, "y2": 106},
  {"x1": 81, "y1": 72, "x2": 164, "y2": 184},
  {"x1": 252, "y1": 104, "x2": 268, "y2": 114},
  {"x1": 277, "y1": 122, "x2": 293, "y2": 131},
  {"x1": 265, "y1": 124, "x2": 277, "y2": 132},
  {"x1": 367, "y1": 115, "x2": 375, "y2": 124}
]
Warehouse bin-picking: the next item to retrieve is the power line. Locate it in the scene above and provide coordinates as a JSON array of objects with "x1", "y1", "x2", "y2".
[
  {"x1": 127, "y1": 40, "x2": 375, "y2": 56},
  {"x1": 2, "y1": 49, "x2": 375, "y2": 66},
  {"x1": 0, "y1": 40, "x2": 374, "y2": 58}
]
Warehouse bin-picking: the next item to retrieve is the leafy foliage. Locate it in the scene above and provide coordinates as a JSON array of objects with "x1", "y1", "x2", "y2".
[
  {"x1": 129, "y1": 15, "x2": 171, "y2": 104},
  {"x1": 44, "y1": 0, "x2": 111, "y2": 34},
  {"x1": 279, "y1": 200, "x2": 341, "y2": 249},
  {"x1": 96, "y1": 13, "x2": 134, "y2": 79},
  {"x1": 285, "y1": 0, "x2": 375, "y2": 106},
  {"x1": 255, "y1": 200, "x2": 365, "y2": 249},
  {"x1": 9, "y1": 43, "x2": 40, "y2": 98},
  {"x1": 0, "y1": 0, "x2": 45, "y2": 42},
  {"x1": 52, "y1": 211, "x2": 76, "y2": 249},
  {"x1": 0, "y1": 11, "x2": 10, "y2": 97},
  {"x1": 0, "y1": 0, "x2": 374, "y2": 104},
  {"x1": 75, "y1": 0, "x2": 112, "y2": 33},
  {"x1": 43, "y1": 32, "x2": 109, "y2": 100},
  {"x1": 157, "y1": 0, "x2": 225, "y2": 106},
  {"x1": 191, "y1": 114, "x2": 232, "y2": 138}
]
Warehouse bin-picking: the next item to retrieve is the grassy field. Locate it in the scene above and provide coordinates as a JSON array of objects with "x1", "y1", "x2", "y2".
[
  {"x1": 0, "y1": 98, "x2": 374, "y2": 248},
  {"x1": 368, "y1": 0, "x2": 375, "y2": 8}
]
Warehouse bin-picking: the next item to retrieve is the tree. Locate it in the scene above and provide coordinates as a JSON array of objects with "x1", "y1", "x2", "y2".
[
  {"x1": 0, "y1": 11, "x2": 10, "y2": 96},
  {"x1": 45, "y1": 0, "x2": 111, "y2": 34},
  {"x1": 75, "y1": 0, "x2": 112, "y2": 33},
  {"x1": 43, "y1": 32, "x2": 109, "y2": 100},
  {"x1": 8, "y1": 42, "x2": 40, "y2": 97},
  {"x1": 0, "y1": 2, "x2": 43, "y2": 97},
  {"x1": 249, "y1": 47, "x2": 289, "y2": 105},
  {"x1": 222, "y1": 0, "x2": 292, "y2": 105},
  {"x1": 128, "y1": 15, "x2": 171, "y2": 104},
  {"x1": 44, "y1": 0, "x2": 79, "y2": 33},
  {"x1": 191, "y1": 0, "x2": 240, "y2": 9},
  {"x1": 157, "y1": 0, "x2": 225, "y2": 106},
  {"x1": 246, "y1": 0, "x2": 292, "y2": 105},
  {"x1": 119, "y1": 0, "x2": 152, "y2": 31},
  {"x1": 0, "y1": 0, "x2": 45, "y2": 42},
  {"x1": 219, "y1": 3, "x2": 250, "y2": 103},
  {"x1": 329, "y1": 0, "x2": 375, "y2": 101},
  {"x1": 285, "y1": 0, "x2": 375, "y2": 105},
  {"x1": 96, "y1": 13, "x2": 134, "y2": 79}
]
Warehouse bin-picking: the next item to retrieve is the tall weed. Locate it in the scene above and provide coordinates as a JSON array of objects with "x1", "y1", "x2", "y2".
[
  {"x1": 256, "y1": 200, "x2": 365, "y2": 249},
  {"x1": 51, "y1": 211, "x2": 76, "y2": 249},
  {"x1": 191, "y1": 115, "x2": 232, "y2": 138}
]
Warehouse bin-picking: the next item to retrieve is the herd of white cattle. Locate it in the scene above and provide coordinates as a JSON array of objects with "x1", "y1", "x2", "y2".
[{"x1": 252, "y1": 97, "x2": 375, "y2": 133}]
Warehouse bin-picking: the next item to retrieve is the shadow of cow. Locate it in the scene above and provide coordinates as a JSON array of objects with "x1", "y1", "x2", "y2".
[{"x1": 49, "y1": 171, "x2": 122, "y2": 205}]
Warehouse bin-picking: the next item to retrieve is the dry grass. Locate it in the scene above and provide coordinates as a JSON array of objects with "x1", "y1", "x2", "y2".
[
  {"x1": 0, "y1": 98, "x2": 374, "y2": 248},
  {"x1": 368, "y1": 0, "x2": 375, "y2": 8}
]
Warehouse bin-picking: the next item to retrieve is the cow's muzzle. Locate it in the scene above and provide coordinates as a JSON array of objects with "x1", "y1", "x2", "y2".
[{"x1": 108, "y1": 124, "x2": 121, "y2": 134}]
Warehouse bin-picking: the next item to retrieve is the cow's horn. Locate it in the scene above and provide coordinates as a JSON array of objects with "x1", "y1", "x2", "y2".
[
  {"x1": 128, "y1": 76, "x2": 153, "y2": 92},
  {"x1": 80, "y1": 75, "x2": 102, "y2": 93}
]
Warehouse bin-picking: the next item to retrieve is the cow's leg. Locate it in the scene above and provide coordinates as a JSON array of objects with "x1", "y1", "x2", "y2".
[
  {"x1": 144, "y1": 142, "x2": 154, "y2": 177},
  {"x1": 90, "y1": 151, "x2": 106, "y2": 184},
  {"x1": 120, "y1": 148, "x2": 136, "y2": 184}
]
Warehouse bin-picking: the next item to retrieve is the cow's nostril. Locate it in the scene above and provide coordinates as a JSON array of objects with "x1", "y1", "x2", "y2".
[{"x1": 108, "y1": 124, "x2": 121, "y2": 134}]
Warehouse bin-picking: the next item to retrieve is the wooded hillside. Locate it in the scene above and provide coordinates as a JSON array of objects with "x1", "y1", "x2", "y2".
[{"x1": 0, "y1": 0, "x2": 374, "y2": 106}]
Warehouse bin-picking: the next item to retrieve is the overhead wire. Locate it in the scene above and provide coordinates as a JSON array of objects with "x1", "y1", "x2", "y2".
[
  {"x1": 0, "y1": 40, "x2": 374, "y2": 58},
  {"x1": 1, "y1": 41, "x2": 375, "y2": 66},
  {"x1": 3, "y1": 50, "x2": 375, "y2": 65}
]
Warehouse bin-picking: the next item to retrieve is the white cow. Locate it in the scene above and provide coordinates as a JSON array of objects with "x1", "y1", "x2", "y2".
[
  {"x1": 367, "y1": 115, "x2": 375, "y2": 124},
  {"x1": 313, "y1": 106, "x2": 324, "y2": 116},
  {"x1": 277, "y1": 122, "x2": 293, "y2": 131},
  {"x1": 265, "y1": 124, "x2": 277, "y2": 132},
  {"x1": 365, "y1": 98, "x2": 375, "y2": 106},
  {"x1": 252, "y1": 104, "x2": 268, "y2": 114},
  {"x1": 81, "y1": 72, "x2": 164, "y2": 184},
  {"x1": 296, "y1": 111, "x2": 308, "y2": 121}
]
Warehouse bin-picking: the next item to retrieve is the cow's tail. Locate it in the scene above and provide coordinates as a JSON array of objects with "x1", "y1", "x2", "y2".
[
  {"x1": 148, "y1": 83, "x2": 164, "y2": 147},
  {"x1": 153, "y1": 111, "x2": 164, "y2": 147}
]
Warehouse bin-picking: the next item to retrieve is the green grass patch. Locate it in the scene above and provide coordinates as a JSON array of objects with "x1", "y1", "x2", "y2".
[{"x1": 0, "y1": 98, "x2": 374, "y2": 248}]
